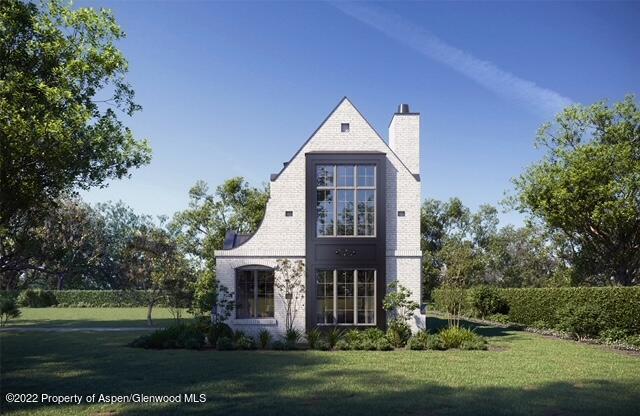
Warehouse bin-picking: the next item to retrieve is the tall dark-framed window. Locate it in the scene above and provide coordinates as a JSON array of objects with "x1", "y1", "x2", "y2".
[
  {"x1": 315, "y1": 269, "x2": 376, "y2": 325},
  {"x1": 235, "y1": 267, "x2": 274, "y2": 319},
  {"x1": 316, "y1": 164, "x2": 376, "y2": 237}
]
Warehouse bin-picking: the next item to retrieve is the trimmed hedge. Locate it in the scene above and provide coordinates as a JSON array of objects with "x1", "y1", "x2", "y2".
[
  {"x1": 0, "y1": 290, "x2": 169, "y2": 307},
  {"x1": 433, "y1": 287, "x2": 640, "y2": 334}
]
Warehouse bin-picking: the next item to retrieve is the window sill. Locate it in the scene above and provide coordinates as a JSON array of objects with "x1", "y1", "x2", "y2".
[{"x1": 231, "y1": 318, "x2": 277, "y2": 326}]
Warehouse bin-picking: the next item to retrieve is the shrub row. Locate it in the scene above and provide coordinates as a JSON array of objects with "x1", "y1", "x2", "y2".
[
  {"x1": 1, "y1": 290, "x2": 170, "y2": 308},
  {"x1": 432, "y1": 287, "x2": 640, "y2": 335}
]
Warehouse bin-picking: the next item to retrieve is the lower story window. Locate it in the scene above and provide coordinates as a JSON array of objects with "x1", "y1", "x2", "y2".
[
  {"x1": 236, "y1": 268, "x2": 274, "y2": 318},
  {"x1": 316, "y1": 269, "x2": 376, "y2": 325}
]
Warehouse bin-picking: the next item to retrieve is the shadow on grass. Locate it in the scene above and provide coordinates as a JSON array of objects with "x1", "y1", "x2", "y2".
[
  {"x1": 2, "y1": 331, "x2": 638, "y2": 416},
  {"x1": 6, "y1": 319, "x2": 175, "y2": 328},
  {"x1": 426, "y1": 314, "x2": 515, "y2": 338}
]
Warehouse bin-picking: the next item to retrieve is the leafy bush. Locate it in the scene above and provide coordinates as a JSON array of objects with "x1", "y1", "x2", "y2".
[
  {"x1": 327, "y1": 327, "x2": 343, "y2": 349},
  {"x1": 306, "y1": 328, "x2": 321, "y2": 349},
  {"x1": 0, "y1": 295, "x2": 21, "y2": 327},
  {"x1": 234, "y1": 334, "x2": 257, "y2": 350},
  {"x1": 386, "y1": 319, "x2": 411, "y2": 348},
  {"x1": 486, "y1": 313, "x2": 510, "y2": 324},
  {"x1": 625, "y1": 335, "x2": 640, "y2": 348},
  {"x1": 283, "y1": 328, "x2": 302, "y2": 348},
  {"x1": 216, "y1": 336, "x2": 234, "y2": 351},
  {"x1": 555, "y1": 303, "x2": 605, "y2": 339},
  {"x1": 599, "y1": 328, "x2": 629, "y2": 343},
  {"x1": 433, "y1": 287, "x2": 640, "y2": 335},
  {"x1": 207, "y1": 322, "x2": 233, "y2": 347},
  {"x1": 314, "y1": 339, "x2": 330, "y2": 351},
  {"x1": 129, "y1": 324, "x2": 205, "y2": 350},
  {"x1": 375, "y1": 337, "x2": 393, "y2": 351},
  {"x1": 53, "y1": 290, "x2": 164, "y2": 307},
  {"x1": 334, "y1": 339, "x2": 350, "y2": 350},
  {"x1": 258, "y1": 329, "x2": 272, "y2": 349},
  {"x1": 17, "y1": 289, "x2": 57, "y2": 307},
  {"x1": 438, "y1": 327, "x2": 484, "y2": 349},
  {"x1": 407, "y1": 331, "x2": 447, "y2": 350},
  {"x1": 467, "y1": 286, "x2": 509, "y2": 318},
  {"x1": 341, "y1": 328, "x2": 387, "y2": 350}
]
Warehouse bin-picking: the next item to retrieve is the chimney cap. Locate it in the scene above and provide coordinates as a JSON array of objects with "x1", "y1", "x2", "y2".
[{"x1": 398, "y1": 104, "x2": 410, "y2": 113}]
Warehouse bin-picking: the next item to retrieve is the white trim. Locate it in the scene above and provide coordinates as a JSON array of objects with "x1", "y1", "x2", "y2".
[
  {"x1": 231, "y1": 318, "x2": 277, "y2": 326},
  {"x1": 386, "y1": 250, "x2": 422, "y2": 257},
  {"x1": 214, "y1": 251, "x2": 305, "y2": 257}
]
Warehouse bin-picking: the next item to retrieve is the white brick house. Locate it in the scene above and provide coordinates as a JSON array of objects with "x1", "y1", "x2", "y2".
[{"x1": 214, "y1": 97, "x2": 422, "y2": 336}]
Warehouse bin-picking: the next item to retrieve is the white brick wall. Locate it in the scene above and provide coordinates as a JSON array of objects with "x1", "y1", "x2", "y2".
[{"x1": 215, "y1": 98, "x2": 422, "y2": 335}]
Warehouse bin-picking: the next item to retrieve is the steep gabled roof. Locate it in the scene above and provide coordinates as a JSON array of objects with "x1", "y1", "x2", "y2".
[{"x1": 270, "y1": 96, "x2": 419, "y2": 182}]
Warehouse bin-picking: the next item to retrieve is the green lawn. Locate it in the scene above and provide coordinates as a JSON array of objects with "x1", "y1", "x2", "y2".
[
  {"x1": 1, "y1": 312, "x2": 639, "y2": 416},
  {"x1": 7, "y1": 307, "x2": 182, "y2": 328}
]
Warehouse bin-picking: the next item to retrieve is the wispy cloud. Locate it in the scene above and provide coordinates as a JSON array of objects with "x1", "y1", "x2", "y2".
[{"x1": 332, "y1": 2, "x2": 573, "y2": 117}]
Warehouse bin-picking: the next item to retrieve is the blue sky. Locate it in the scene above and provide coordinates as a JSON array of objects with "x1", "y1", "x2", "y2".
[{"x1": 80, "y1": 1, "x2": 639, "y2": 226}]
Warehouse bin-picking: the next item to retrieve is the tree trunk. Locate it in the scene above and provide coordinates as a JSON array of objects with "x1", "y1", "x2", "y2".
[
  {"x1": 147, "y1": 301, "x2": 155, "y2": 326},
  {"x1": 57, "y1": 273, "x2": 64, "y2": 290}
]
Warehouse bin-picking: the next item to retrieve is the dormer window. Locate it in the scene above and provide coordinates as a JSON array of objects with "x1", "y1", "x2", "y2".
[{"x1": 341, "y1": 123, "x2": 350, "y2": 133}]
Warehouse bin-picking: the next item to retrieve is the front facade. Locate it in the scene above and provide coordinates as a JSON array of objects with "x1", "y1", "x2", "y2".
[{"x1": 214, "y1": 98, "x2": 423, "y2": 337}]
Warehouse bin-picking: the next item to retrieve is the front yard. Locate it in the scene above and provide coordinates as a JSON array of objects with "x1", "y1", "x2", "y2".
[{"x1": 1, "y1": 309, "x2": 639, "y2": 415}]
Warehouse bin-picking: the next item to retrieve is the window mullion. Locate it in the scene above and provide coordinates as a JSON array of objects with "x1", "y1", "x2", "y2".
[
  {"x1": 354, "y1": 269, "x2": 358, "y2": 324},
  {"x1": 333, "y1": 269, "x2": 337, "y2": 324},
  {"x1": 253, "y1": 271, "x2": 258, "y2": 319}
]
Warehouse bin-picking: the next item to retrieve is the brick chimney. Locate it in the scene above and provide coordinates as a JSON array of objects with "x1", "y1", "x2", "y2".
[{"x1": 389, "y1": 104, "x2": 420, "y2": 176}]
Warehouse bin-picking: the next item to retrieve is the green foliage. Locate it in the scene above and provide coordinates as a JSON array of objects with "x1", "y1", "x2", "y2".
[
  {"x1": 207, "y1": 322, "x2": 233, "y2": 347},
  {"x1": 327, "y1": 327, "x2": 343, "y2": 349},
  {"x1": 434, "y1": 287, "x2": 640, "y2": 335},
  {"x1": 438, "y1": 327, "x2": 486, "y2": 350},
  {"x1": 17, "y1": 289, "x2": 57, "y2": 307},
  {"x1": 129, "y1": 323, "x2": 205, "y2": 350},
  {"x1": 234, "y1": 334, "x2": 257, "y2": 350},
  {"x1": 467, "y1": 286, "x2": 509, "y2": 318},
  {"x1": 486, "y1": 313, "x2": 510, "y2": 325},
  {"x1": 216, "y1": 336, "x2": 234, "y2": 351},
  {"x1": 511, "y1": 96, "x2": 640, "y2": 285},
  {"x1": 386, "y1": 319, "x2": 412, "y2": 348},
  {"x1": 258, "y1": 329, "x2": 272, "y2": 349},
  {"x1": 500, "y1": 287, "x2": 640, "y2": 334},
  {"x1": 599, "y1": 328, "x2": 629, "y2": 344},
  {"x1": 189, "y1": 270, "x2": 234, "y2": 324},
  {"x1": 0, "y1": 294, "x2": 21, "y2": 326},
  {"x1": 383, "y1": 282, "x2": 419, "y2": 324},
  {"x1": 169, "y1": 178, "x2": 268, "y2": 270},
  {"x1": 0, "y1": 0, "x2": 151, "y2": 277},
  {"x1": 407, "y1": 331, "x2": 444, "y2": 350},
  {"x1": 283, "y1": 328, "x2": 302, "y2": 348},
  {"x1": 314, "y1": 339, "x2": 331, "y2": 351},
  {"x1": 434, "y1": 284, "x2": 467, "y2": 327},
  {"x1": 306, "y1": 328, "x2": 321, "y2": 349},
  {"x1": 339, "y1": 328, "x2": 387, "y2": 351},
  {"x1": 555, "y1": 303, "x2": 605, "y2": 339}
]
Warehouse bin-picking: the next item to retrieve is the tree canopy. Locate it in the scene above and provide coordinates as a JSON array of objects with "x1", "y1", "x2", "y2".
[
  {"x1": 512, "y1": 96, "x2": 640, "y2": 285},
  {"x1": 0, "y1": 0, "x2": 151, "y2": 275}
]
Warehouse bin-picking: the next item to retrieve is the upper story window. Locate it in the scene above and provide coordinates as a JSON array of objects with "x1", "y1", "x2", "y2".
[
  {"x1": 316, "y1": 164, "x2": 376, "y2": 237},
  {"x1": 341, "y1": 123, "x2": 350, "y2": 133}
]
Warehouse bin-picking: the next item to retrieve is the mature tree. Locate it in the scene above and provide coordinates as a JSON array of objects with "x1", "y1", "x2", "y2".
[
  {"x1": 0, "y1": 0, "x2": 151, "y2": 275},
  {"x1": 170, "y1": 177, "x2": 269, "y2": 268},
  {"x1": 125, "y1": 223, "x2": 196, "y2": 325},
  {"x1": 512, "y1": 96, "x2": 640, "y2": 285},
  {"x1": 485, "y1": 224, "x2": 562, "y2": 287},
  {"x1": 32, "y1": 198, "x2": 106, "y2": 290}
]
